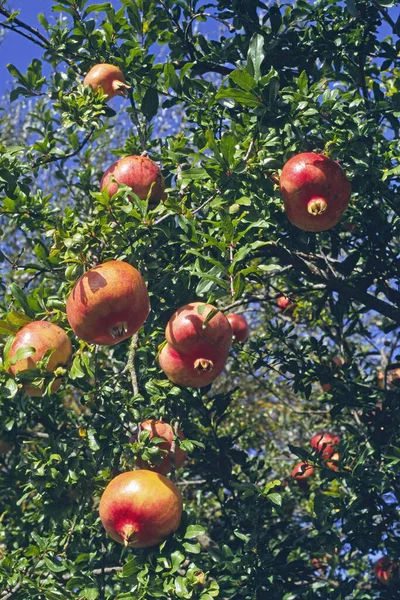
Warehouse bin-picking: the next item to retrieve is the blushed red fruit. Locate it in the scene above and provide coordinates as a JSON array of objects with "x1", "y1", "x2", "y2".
[
  {"x1": 159, "y1": 343, "x2": 228, "y2": 388},
  {"x1": 101, "y1": 155, "x2": 166, "y2": 205},
  {"x1": 280, "y1": 152, "x2": 351, "y2": 231},
  {"x1": 159, "y1": 302, "x2": 232, "y2": 388},
  {"x1": 99, "y1": 470, "x2": 183, "y2": 548},
  {"x1": 7, "y1": 322, "x2": 72, "y2": 397},
  {"x1": 373, "y1": 557, "x2": 397, "y2": 586},
  {"x1": 136, "y1": 420, "x2": 187, "y2": 475},
  {"x1": 291, "y1": 462, "x2": 315, "y2": 480},
  {"x1": 311, "y1": 432, "x2": 340, "y2": 459},
  {"x1": 66, "y1": 260, "x2": 150, "y2": 345},
  {"x1": 226, "y1": 314, "x2": 249, "y2": 343},
  {"x1": 84, "y1": 63, "x2": 129, "y2": 101}
]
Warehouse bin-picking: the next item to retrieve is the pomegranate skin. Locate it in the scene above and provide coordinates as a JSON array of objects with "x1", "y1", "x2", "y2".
[
  {"x1": 136, "y1": 420, "x2": 187, "y2": 475},
  {"x1": 99, "y1": 470, "x2": 183, "y2": 548},
  {"x1": 280, "y1": 152, "x2": 351, "y2": 231},
  {"x1": 101, "y1": 155, "x2": 166, "y2": 205},
  {"x1": 166, "y1": 302, "x2": 232, "y2": 356},
  {"x1": 159, "y1": 343, "x2": 228, "y2": 388},
  {"x1": 7, "y1": 321, "x2": 72, "y2": 397},
  {"x1": 84, "y1": 64, "x2": 129, "y2": 101},
  {"x1": 66, "y1": 261, "x2": 150, "y2": 346},
  {"x1": 226, "y1": 314, "x2": 249, "y2": 343},
  {"x1": 311, "y1": 432, "x2": 340, "y2": 459},
  {"x1": 291, "y1": 462, "x2": 315, "y2": 481}
]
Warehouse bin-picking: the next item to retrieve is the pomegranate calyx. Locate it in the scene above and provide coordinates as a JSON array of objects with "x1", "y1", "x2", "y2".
[
  {"x1": 122, "y1": 524, "x2": 137, "y2": 547},
  {"x1": 307, "y1": 198, "x2": 328, "y2": 216},
  {"x1": 109, "y1": 322, "x2": 129, "y2": 339},
  {"x1": 194, "y1": 358, "x2": 214, "y2": 373},
  {"x1": 112, "y1": 80, "x2": 131, "y2": 95}
]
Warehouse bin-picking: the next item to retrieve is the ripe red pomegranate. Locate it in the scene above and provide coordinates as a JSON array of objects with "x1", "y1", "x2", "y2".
[
  {"x1": 226, "y1": 314, "x2": 249, "y2": 343},
  {"x1": 135, "y1": 420, "x2": 187, "y2": 475},
  {"x1": 280, "y1": 152, "x2": 351, "y2": 231},
  {"x1": 84, "y1": 64, "x2": 129, "y2": 101},
  {"x1": 7, "y1": 322, "x2": 72, "y2": 397},
  {"x1": 99, "y1": 470, "x2": 183, "y2": 548},
  {"x1": 311, "y1": 432, "x2": 340, "y2": 459},
  {"x1": 66, "y1": 261, "x2": 150, "y2": 345},
  {"x1": 159, "y1": 302, "x2": 232, "y2": 388},
  {"x1": 101, "y1": 155, "x2": 166, "y2": 205},
  {"x1": 291, "y1": 462, "x2": 315, "y2": 481}
]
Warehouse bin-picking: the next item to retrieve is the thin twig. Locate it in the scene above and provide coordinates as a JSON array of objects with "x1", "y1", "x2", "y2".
[
  {"x1": 34, "y1": 127, "x2": 96, "y2": 168},
  {"x1": 124, "y1": 333, "x2": 139, "y2": 396},
  {"x1": 169, "y1": 420, "x2": 180, "y2": 482}
]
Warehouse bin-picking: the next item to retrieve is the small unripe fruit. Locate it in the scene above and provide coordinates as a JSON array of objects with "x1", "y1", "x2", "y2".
[
  {"x1": 135, "y1": 420, "x2": 187, "y2": 475},
  {"x1": 66, "y1": 260, "x2": 150, "y2": 346},
  {"x1": 84, "y1": 64, "x2": 129, "y2": 101},
  {"x1": 226, "y1": 314, "x2": 249, "y2": 343},
  {"x1": 101, "y1": 155, "x2": 166, "y2": 205},
  {"x1": 291, "y1": 462, "x2": 315, "y2": 481},
  {"x1": 99, "y1": 470, "x2": 183, "y2": 548},
  {"x1": 280, "y1": 152, "x2": 351, "y2": 231},
  {"x1": 7, "y1": 322, "x2": 72, "y2": 397},
  {"x1": 311, "y1": 432, "x2": 340, "y2": 459}
]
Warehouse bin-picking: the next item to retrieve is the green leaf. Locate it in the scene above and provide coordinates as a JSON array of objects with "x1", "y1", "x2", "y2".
[
  {"x1": 216, "y1": 88, "x2": 264, "y2": 108},
  {"x1": 230, "y1": 70, "x2": 256, "y2": 92},
  {"x1": 267, "y1": 493, "x2": 282, "y2": 506},
  {"x1": 184, "y1": 524, "x2": 206, "y2": 538},
  {"x1": 83, "y1": 3, "x2": 112, "y2": 17},
  {"x1": 247, "y1": 34, "x2": 265, "y2": 81},
  {"x1": 141, "y1": 87, "x2": 159, "y2": 121},
  {"x1": 7, "y1": 346, "x2": 35, "y2": 366},
  {"x1": 220, "y1": 133, "x2": 236, "y2": 167},
  {"x1": 297, "y1": 70, "x2": 309, "y2": 95},
  {"x1": 9, "y1": 283, "x2": 36, "y2": 318}
]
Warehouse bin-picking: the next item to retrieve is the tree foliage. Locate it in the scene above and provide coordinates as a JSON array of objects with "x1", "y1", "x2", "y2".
[{"x1": 0, "y1": 0, "x2": 400, "y2": 598}]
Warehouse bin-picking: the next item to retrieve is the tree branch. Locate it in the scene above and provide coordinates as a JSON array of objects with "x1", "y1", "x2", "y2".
[
  {"x1": 123, "y1": 333, "x2": 139, "y2": 396},
  {"x1": 34, "y1": 127, "x2": 96, "y2": 168}
]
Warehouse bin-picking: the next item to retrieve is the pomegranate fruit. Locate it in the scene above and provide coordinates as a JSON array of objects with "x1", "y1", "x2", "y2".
[
  {"x1": 373, "y1": 557, "x2": 397, "y2": 586},
  {"x1": 280, "y1": 152, "x2": 351, "y2": 231},
  {"x1": 66, "y1": 260, "x2": 150, "y2": 345},
  {"x1": 311, "y1": 432, "x2": 340, "y2": 459},
  {"x1": 7, "y1": 321, "x2": 72, "y2": 397},
  {"x1": 135, "y1": 420, "x2": 187, "y2": 475},
  {"x1": 99, "y1": 470, "x2": 183, "y2": 548},
  {"x1": 291, "y1": 462, "x2": 315, "y2": 481},
  {"x1": 159, "y1": 302, "x2": 232, "y2": 388},
  {"x1": 84, "y1": 64, "x2": 129, "y2": 101},
  {"x1": 101, "y1": 155, "x2": 166, "y2": 205},
  {"x1": 226, "y1": 314, "x2": 249, "y2": 343}
]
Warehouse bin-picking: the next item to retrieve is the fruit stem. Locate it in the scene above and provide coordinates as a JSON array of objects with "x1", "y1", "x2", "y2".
[
  {"x1": 307, "y1": 197, "x2": 328, "y2": 216},
  {"x1": 194, "y1": 358, "x2": 214, "y2": 373}
]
